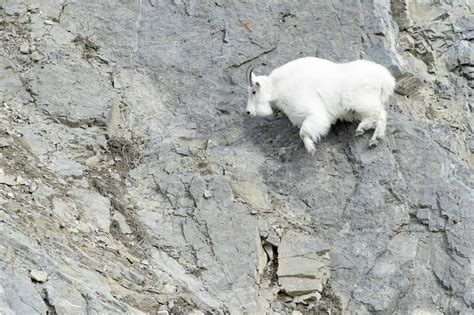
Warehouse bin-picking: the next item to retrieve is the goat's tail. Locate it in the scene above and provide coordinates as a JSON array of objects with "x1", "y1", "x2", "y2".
[{"x1": 380, "y1": 72, "x2": 396, "y2": 104}]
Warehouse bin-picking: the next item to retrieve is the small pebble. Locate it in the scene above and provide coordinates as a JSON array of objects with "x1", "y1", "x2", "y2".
[
  {"x1": 31, "y1": 51, "x2": 43, "y2": 62},
  {"x1": 158, "y1": 305, "x2": 168, "y2": 311},
  {"x1": 86, "y1": 155, "x2": 100, "y2": 167},
  {"x1": 27, "y1": 4, "x2": 39, "y2": 12},
  {"x1": 16, "y1": 175, "x2": 27, "y2": 185},
  {"x1": 0, "y1": 138, "x2": 10, "y2": 148},
  {"x1": 113, "y1": 78, "x2": 123, "y2": 89},
  {"x1": 19, "y1": 42, "x2": 30, "y2": 54},
  {"x1": 30, "y1": 269, "x2": 48, "y2": 282},
  {"x1": 28, "y1": 181, "x2": 38, "y2": 193},
  {"x1": 203, "y1": 190, "x2": 212, "y2": 199},
  {"x1": 0, "y1": 172, "x2": 17, "y2": 186}
]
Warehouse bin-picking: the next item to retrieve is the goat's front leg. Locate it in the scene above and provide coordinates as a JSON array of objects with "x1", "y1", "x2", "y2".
[{"x1": 299, "y1": 115, "x2": 331, "y2": 156}]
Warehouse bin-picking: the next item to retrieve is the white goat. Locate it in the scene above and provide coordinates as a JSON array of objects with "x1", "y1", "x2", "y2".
[{"x1": 245, "y1": 57, "x2": 395, "y2": 155}]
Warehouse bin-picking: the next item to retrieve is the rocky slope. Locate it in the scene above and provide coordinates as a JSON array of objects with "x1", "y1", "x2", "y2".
[{"x1": 0, "y1": 0, "x2": 473, "y2": 314}]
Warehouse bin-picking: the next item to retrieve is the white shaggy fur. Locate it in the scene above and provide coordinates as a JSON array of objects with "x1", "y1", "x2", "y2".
[{"x1": 246, "y1": 57, "x2": 395, "y2": 155}]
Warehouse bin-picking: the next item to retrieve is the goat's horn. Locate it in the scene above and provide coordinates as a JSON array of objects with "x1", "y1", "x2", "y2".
[{"x1": 247, "y1": 65, "x2": 256, "y2": 86}]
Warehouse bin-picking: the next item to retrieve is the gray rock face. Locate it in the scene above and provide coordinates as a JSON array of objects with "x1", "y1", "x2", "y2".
[
  {"x1": 28, "y1": 62, "x2": 115, "y2": 126},
  {"x1": 0, "y1": 0, "x2": 472, "y2": 314},
  {"x1": 0, "y1": 263, "x2": 48, "y2": 315},
  {"x1": 44, "y1": 277, "x2": 88, "y2": 315}
]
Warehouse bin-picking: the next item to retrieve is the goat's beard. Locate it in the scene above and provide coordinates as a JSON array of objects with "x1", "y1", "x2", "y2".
[{"x1": 255, "y1": 103, "x2": 273, "y2": 117}]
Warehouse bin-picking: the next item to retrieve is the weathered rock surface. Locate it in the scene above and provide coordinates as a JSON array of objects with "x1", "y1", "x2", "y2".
[
  {"x1": 277, "y1": 231, "x2": 330, "y2": 297},
  {"x1": 0, "y1": 0, "x2": 472, "y2": 314},
  {"x1": 0, "y1": 262, "x2": 48, "y2": 315}
]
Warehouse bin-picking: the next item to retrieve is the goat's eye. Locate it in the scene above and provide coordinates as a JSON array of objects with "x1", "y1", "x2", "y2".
[{"x1": 252, "y1": 91, "x2": 256, "y2": 95}]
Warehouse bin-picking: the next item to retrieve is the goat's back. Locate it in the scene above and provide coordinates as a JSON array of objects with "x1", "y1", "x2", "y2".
[
  {"x1": 270, "y1": 57, "x2": 335, "y2": 82},
  {"x1": 269, "y1": 57, "x2": 340, "y2": 99},
  {"x1": 270, "y1": 57, "x2": 394, "y2": 103}
]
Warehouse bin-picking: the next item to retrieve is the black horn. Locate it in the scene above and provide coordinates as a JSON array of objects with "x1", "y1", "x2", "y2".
[{"x1": 246, "y1": 65, "x2": 256, "y2": 86}]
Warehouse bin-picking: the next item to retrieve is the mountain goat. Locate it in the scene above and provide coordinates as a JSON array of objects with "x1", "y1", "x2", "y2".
[{"x1": 245, "y1": 57, "x2": 395, "y2": 155}]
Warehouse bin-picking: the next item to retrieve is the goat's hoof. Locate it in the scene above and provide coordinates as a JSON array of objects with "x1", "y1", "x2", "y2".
[
  {"x1": 306, "y1": 146, "x2": 316, "y2": 156},
  {"x1": 303, "y1": 140, "x2": 316, "y2": 156},
  {"x1": 368, "y1": 138, "x2": 378, "y2": 148},
  {"x1": 355, "y1": 129, "x2": 364, "y2": 136}
]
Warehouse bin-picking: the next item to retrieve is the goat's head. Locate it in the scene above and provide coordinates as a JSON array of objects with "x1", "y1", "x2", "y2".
[{"x1": 246, "y1": 66, "x2": 273, "y2": 117}]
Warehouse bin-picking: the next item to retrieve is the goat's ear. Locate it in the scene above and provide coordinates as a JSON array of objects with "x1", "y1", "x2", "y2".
[{"x1": 255, "y1": 81, "x2": 261, "y2": 88}]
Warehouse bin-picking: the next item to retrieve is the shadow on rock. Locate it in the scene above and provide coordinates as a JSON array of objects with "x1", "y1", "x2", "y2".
[{"x1": 243, "y1": 112, "x2": 360, "y2": 163}]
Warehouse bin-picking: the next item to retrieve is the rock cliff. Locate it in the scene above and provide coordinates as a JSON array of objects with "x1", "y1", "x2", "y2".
[{"x1": 0, "y1": 1, "x2": 473, "y2": 314}]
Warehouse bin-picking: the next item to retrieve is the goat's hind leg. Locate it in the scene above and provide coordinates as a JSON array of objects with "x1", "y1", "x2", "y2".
[
  {"x1": 355, "y1": 113, "x2": 377, "y2": 136},
  {"x1": 369, "y1": 110, "x2": 387, "y2": 147},
  {"x1": 299, "y1": 116, "x2": 331, "y2": 156},
  {"x1": 301, "y1": 133, "x2": 316, "y2": 155}
]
